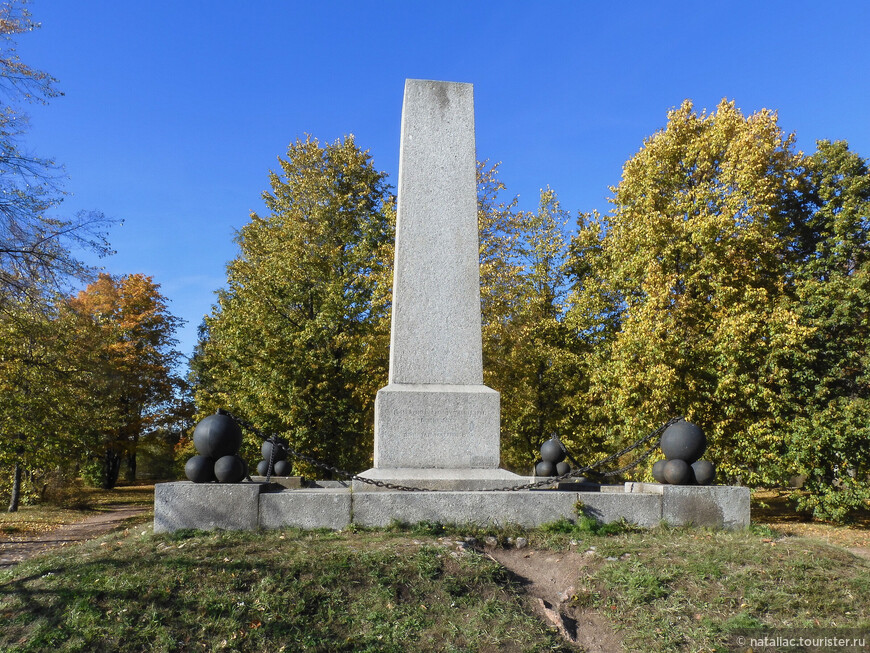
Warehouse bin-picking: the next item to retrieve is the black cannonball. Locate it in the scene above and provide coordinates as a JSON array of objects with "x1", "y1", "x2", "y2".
[
  {"x1": 185, "y1": 455, "x2": 215, "y2": 483},
  {"x1": 193, "y1": 413, "x2": 243, "y2": 458},
  {"x1": 660, "y1": 419, "x2": 706, "y2": 464},
  {"x1": 540, "y1": 438, "x2": 566, "y2": 464},
  {"x1": 214, "y1": 455, "x2": 246, "y2": 483},
  {"x1": 663, "y1": 459, "x2": 692, "y2": 485},
  {"x1": 272, "y1": 460, "x2": 293, "y2": 477},
  {"x1": 691, "y1": 460, "x2": 716, "y2": 486},
  {"x1": 256, "y1": 459, "x2": 271, "y2": 476},
  {"x1": 652, "y1": 459, "x2": 668, "y2": 483},
  {"x1": 261, "y1": 438, "x2": 288, "y2": 462},
  {"x1": 535, "y1": 460, "x2": 556, "y2": 477},
  {"x1": 555, "y1": 461, "x2": 571, "y2": 475}
]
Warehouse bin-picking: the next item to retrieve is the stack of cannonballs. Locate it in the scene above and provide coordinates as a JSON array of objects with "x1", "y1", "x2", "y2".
[
  {"x1": 255, "y1": 437, "x2": 292, "y2": 477},
  {"x1": 535, "y1": 437, "x2": 571, "y2": 477},
  {"x1": 652, "y1": 419, "x2": 716, "y2": 485},
  {"x1": 185, "y1": 412, "x2": 248, "y2": 483}
]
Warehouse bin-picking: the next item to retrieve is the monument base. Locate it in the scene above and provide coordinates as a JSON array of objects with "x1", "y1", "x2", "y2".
[
  {"x1": 153, "y1": 482, "x2": 750, "y2": 532},
  {"x1": 353, "y1": 467, "x2": 526, "y2": 492},
  {"x1": 374, "y1": 384, "x2": 501, "y2": 468}
]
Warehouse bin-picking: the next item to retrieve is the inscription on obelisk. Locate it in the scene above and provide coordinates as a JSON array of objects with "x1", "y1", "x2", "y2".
[{"x1": 359, "y1": 79, "x2": 519, "y2": 488}]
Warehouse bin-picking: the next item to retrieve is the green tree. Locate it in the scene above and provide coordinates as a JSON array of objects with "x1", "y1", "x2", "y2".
[
  {"x1": 194, "y1": 135, "x2": 393, "y2": 474},
  {"x1": 477, "y1": 163, "x2": 583, "y2": 471},
  {"x1": 0, "y1": 295, "x2": 117, "y2": 509},
  {"x1": 566, "y1": 99, "x2": 808, "y2": 483},
  {"x1": 782, "y1": 140, "x2": 870, "y2": 519}
]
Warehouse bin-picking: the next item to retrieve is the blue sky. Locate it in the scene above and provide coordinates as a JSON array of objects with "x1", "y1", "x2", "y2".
[{"x1": 15, "y1": 1, "x2": 870, "y2": 362}]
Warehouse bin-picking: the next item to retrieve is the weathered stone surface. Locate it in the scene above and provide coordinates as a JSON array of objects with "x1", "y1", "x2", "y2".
[
  {"x1": 249, "y1": 475, "x2": 303, "y2": 489},
  {"x1": 626, "y1": 482, "x2": 750, "y2": 529},
  {"x1": 352, "y1": 468, "x2": 527, "y2": 492},
  {"x1": 389, "y1": 80, "x2": 481, "y2": 386},
  {"x1": 153, "y1": 482, "x2": 262, "y2": 533},
  {"x1": 367, "y1": 79, "x2": 503, "y2": 483},
  {"x1": 660, "y1": 484, "x2": 750, "y2": 529},
  {"x1": 372, "y1": 384, "x2": 500, "y2": 469},
  {"x1": 153, "y1": 483, "x2": 750, "y2": 532},
  {"x1": 353, "y1": 491, "x2": 581, "y2": 528},
  {"x1": 575, "y1": 491, "x2": 662, "y2": 528},
  {"x1": 259, "y1": 490, "x2": 351, "y2": 530}
]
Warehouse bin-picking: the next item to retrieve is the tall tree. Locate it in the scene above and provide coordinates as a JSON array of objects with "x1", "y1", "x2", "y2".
[
  {"x1": 566, "y1": 100, "x2": 808, "y2": 483},
  {"x1": 0, "y1": 295, "x2": 116, "y2": 509},
  {"x1": 477, "y1": 163, "x2": 583, "y2": 471},
  {"x1": 0, "y1": 1, "x2": 113, "y2": 300},
  {"x1": 194, "y1": 135, "x2": 393, "y2": 474},
  {"x1": 783, "y1": 140, "x2": 870, "y2": 519},
  {"x1": 69, "y1": 273, "x2": 182, "y2": 488}
]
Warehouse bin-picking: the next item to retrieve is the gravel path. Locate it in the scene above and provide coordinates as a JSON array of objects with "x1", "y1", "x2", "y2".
[{"x1": 0, "y1": 505, "x2": 150, "y2": 568}]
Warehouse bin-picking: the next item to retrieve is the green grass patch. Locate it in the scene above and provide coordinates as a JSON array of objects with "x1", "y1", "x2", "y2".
[
  {"x1": 567, "y1": 526, "x2": 870, "y2": 651},
  {"x1": 0, "y1": 527, "x2": 570, "y2": 652},
  {"x1": 1, "y1": 517, "x2": 868, "y2": 652}
]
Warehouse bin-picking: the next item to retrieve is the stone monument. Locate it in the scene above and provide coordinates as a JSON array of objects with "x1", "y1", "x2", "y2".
[
  {"x1": 356, "y1": 79, "x2": 522, "y2": 490},
  {"x1": 153, "y1": 78, "x2": 750, "y2": 533}
]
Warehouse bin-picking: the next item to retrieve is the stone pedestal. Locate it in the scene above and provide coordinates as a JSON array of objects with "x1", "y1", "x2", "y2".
[{"x1": 373, "y1": 384, "x2": 500, "y2": 469}]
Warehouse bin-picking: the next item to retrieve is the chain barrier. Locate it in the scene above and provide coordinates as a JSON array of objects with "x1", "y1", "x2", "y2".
[{"x1": 223, "y1": 410, "x2": 682, "y2": 493}]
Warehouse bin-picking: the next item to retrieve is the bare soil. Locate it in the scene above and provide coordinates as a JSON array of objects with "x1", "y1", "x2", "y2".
[
  {"x1": 487, "y1": 546, "x2": 623, "y2": 652},
  {"x1": 0, "y1": 504, "x2": 149, "y2": 568}
]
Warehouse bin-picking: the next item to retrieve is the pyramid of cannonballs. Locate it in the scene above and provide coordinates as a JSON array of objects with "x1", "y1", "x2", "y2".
[
  {"x1": 185, "y1": 413, "x2": 248, "y2": 483},
  {"x1": 652, "y1": 419, "x2": 716, "y2": 485},
  {"x1": 256, "y1": 437, "x2": 292, "y2": 477}
]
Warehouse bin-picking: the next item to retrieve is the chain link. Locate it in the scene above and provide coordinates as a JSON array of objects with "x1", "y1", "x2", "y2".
[{"x1": 225, "y1": 411, "x2": 682, "y2": 492}]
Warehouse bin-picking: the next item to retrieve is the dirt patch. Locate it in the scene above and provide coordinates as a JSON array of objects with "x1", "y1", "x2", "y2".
[
  {"x1": 848, "y1": 547, "x2": 870, "y2": 561},
  {"x1": 487, "y1": 547, "x2": 623, "y2": 652},
  {"x1": 0, "y1": 504, "x2": 149, "y2": 568}
]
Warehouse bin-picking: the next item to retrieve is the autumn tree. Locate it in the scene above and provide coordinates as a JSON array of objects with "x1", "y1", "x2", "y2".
[
  {"x1": 566, "y1": 100, "x2": 808, "y2": 482},
  {"x1": 69, "y1": 273, "x2": 182, "y2": 488},
  {"x1": 193, "y1": 135, "x2": 393, "y2": 474},
  {"x1": 0, "y1": 294, "x2": 118, "y2": 509}
]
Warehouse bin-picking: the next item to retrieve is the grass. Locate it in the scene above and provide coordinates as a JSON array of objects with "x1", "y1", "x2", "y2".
[
  {"x1": 1, "y1": 487, "x2": 868, "y2": 651},
  {"x1": 558, "y1": 526, "x2": 870, "y2": 651},
  {"x1": 0, "y1": 527, "x2": 570, "y2": 652}
]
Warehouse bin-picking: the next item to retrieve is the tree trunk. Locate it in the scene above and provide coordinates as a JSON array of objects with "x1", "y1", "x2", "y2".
[
  {"x1": 102, "y1": 449, "x2": 121, "y2": 490},
  {"x1": 125, "y1": 451, "x2": 137, "y2": 483},
  {"x1": 8, "y1": 463, "x2": 22, "y2": 513}
]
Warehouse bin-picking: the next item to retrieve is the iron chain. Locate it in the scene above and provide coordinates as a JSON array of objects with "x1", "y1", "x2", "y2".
[{"x1": 224, "y1": 410, "x2": 682, "y2": 492}]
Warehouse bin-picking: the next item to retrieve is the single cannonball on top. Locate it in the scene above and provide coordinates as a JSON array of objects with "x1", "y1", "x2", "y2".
[
  {"x1": 193, "y1": 412, "x2": 243, "y2": 459},
  {"x1": 261, "y1": 437, "x2": 289, "y2": 462},
  {"x1": 660, "y1": 419, "x2": 706, "y2": 464},
  {"x1": 540, "y1": 437, "x2": 567, "y2": 464}
]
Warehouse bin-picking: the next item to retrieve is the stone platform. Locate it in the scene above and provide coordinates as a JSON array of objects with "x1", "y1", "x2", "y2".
[{"x1": 153, "y1": 481, "x2": 750, "y2": 533}]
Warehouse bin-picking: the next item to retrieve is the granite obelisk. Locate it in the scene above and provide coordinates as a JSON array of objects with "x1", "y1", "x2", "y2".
[{"x1": 357, "y1": 79, "x2": 520, "y2": 490}]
